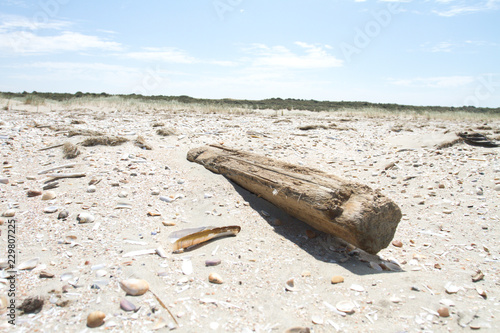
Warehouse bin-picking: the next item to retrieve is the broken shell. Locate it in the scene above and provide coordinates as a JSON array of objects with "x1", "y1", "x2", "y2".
[
  {"x1": 27, "y1": 190, "x2": 42, "y2": 197},
  {"x1": 18, "y1": 258, "x2": 39, "y2": 270},
  {"x1": 350, "y1": 284, "x2": 365, "y2": 292},
  {"x1": 208, "y1": 272, "x2": 224, "y2": 284},
  {"x1": 87, "y1": 311, "x2": 105, "y2": 328},
  {"x1": 43, "y1": 206, "x2": 58, "y2": 214},
  {"x1": 2, "y1": 209, "x2": 15, "y2": 217},
  {"x1": 155, "y1": 246, "x2": 168, "y2": 258},
  {"x1": 87, "y1": 185, "x2": 96, "y2": 193},
  {"x1": 39, "y1": 270, "x2": 55, "y2": 278},
  {"x1": 472, "y1": 270, "x2": 484, "y2": 282},
  {"x1": 440, "y1": 299, "x2": 455, "y2": 307},
  {"x1": 311, "y1": 315, "x2": 323, "y2": 325},
  {"x1": 120, "y1": 298, "x2": 139, "y2": 312},
  {"x1": 285, "y1": 278, "x2": 297, "y2": 291},
  {"x1": 119, "y1": 279, "x2": 149, "y2": 296},
  {"x1": 380, "y1": 261, "x2": 402, "y2": 272},
  {"x1": 41, "y1": 191, "x2": 56, "y2": 200},
  {"x1": 445, "y1": 282, "x2": 460, "y2": 294},
  {"x1": 284, "y1": 328, "x2": 310, "y2": 333},
  {"x1": 437, "y1": 307, "x2": 450, "y2": 317},
  {"x1": 336, "y1": 300, "x2": 355, "y2": 314},
  {"x1": 181, "y1": 259, "x2": 193, "y2": 275},
  {"x1": 58, "y1": 210, "x2": 69, "y2": 219},
  {"x1": 369, "y1": 262, "x2": 383, "y2": 271},
  {"x1": 77, "y1": 212, "x2": 95, "y2": 223},
  {"x1": 205, "y1": 259, "x2": 221, "y2": 267},
  {"x1": 331, "y1": 275, "x2": 344, "y2": 284},
  {"x1": 476, "y1": 286, "x2": 487, "y2": 298}
]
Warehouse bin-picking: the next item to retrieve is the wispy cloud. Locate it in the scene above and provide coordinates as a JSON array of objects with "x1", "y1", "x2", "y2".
[
  {"x1": 244, "y1": 42, "x2": 343, "y2": 69},
  {"x1": 388, "y1": 75, "x2": 476, "y2": 88},
  {"x1": 0, "y1": 13, "x2": 70, "y2": 32},
  {"x1": 433, "y1": 0, "x2": 500, "y2": 16},
  {"x1": 421, "y1": 40, "x2": 498, "y2": 53},
  {"x1": 125, "y1": 47, "x2": 197, "y2": 64},
  {"x1": 0, "y1": 31, "x2": 122, "y2": 54}
]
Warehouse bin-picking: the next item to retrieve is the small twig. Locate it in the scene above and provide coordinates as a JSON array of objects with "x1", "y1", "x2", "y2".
[
  {"x1": 44, "y1": 172, "x2": 86, "y2": 182},
  {"x1": 38, "y1": 143, "x2": 64, "y2": 151},
  {"x1": 149, "y1": 290, "x2": 179, "y2": 327},
  {"x1": 38, "y1": 163, "x2": 77, "y2": 175}
]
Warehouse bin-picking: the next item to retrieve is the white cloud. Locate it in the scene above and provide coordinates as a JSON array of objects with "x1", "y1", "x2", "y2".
[
  {"x1": 0, "y1": 13, "x2": 70, "y2": 32},
  {"x1": 388, "y1": 75, "x2": 476, "y2": 88},
  {"x1": 125, "y1": 47, "x2": 197, "y2": 64},
  {"x1": 0, "y1": 30, "x2": 122, "y2": 54},
  {"x1": 245, "y1": 42, "x2": 343, "y2": 69},
  {"x1": 433, "y1": 0, "x2": 499, "y2": 16}
]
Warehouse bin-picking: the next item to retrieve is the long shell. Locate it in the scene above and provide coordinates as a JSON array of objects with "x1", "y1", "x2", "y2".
[
  {"x1": 18, "y1": 258, "x2": 39, "y2": 270},
  {"x1": 87, "y1": 311, "x2": 105, "y2": 328},
  {"x1": 170, "y1": 226, "x2": 241, "y2": 252},
  {"x1": 208, "y1": 272, "x2": 223, "y2": 284},
  {"x1": 119, "y1": 279, "x2": 149, "y2": 296}
]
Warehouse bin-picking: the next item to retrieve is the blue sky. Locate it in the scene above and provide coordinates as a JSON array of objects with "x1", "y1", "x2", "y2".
[{"x1": 0, "y1": 0, "x2": 499, "y2": 107}]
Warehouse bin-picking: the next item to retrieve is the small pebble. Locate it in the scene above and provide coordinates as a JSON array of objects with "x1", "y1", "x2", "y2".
[
  {"x1": 87, "y1": 185, "x2": 97, "y2": 193},
  {"x1": 331, "y1": 276, "x2": 344, "y2": 284},
  {"x1": 118, "y1": 191, "x2": 128, "y2": 198},
  {"x1": 494, "y1": 184, "x2": 500, "y2": 191},
  {"x1": 58, "y1": 210, "x2": 69, "y2": 219},
  {"x1": 392, "y1": 240, "x2": 403, "y2": 247},
  {"x1": 208, "y1": 272, "x2": 223, "y2": 284},
  {"x1": 41, "y1": 191, "x2": 56, "y2": 200},
  {"x1": 437, "y1": 307, "x2": 450, "y2": 317},
  {"x1": 0, "y1": 178, "x2": 8, "y2": 184},
  {"x1": 305, "y1": 230, "x2": 317, "y2": 239}
]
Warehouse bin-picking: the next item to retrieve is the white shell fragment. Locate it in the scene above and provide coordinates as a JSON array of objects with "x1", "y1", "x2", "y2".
[
  {"x1": 77, "y1": 212, "x2": 95, "y2": 223},
  {"x1": 336, "y1": 300, "x2": 355, "y2": 314},
  {"x1": 119, "y1": 279, "x2": 149, "y2": 296},
  {"x1": 18, "y1": 257, "x2": 39, "y2": 270},
  {"x1": 285, "y1": 278, "x2": 298, "y2": 292},
  {"x1": 181, "y1": 258, "x2": 193, "y2": 275}
]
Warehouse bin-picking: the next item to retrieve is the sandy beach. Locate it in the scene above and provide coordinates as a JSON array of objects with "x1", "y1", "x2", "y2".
[{"x1": 1, "y1": 98, "x2": 499, "y2": 332}]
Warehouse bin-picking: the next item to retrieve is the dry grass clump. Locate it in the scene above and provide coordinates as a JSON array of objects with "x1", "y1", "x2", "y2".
[
  {"x1": 67, "y1": 129, "x2": 104, "y2": 137},
  {"x1": 81, "y1": 136, "x2": 128, "y2": 147},
  {"x1": 436, "y1": 138, "x2": 463, "y2": 149},
  {"x1": 157, "y1": 128, "x2": 177, "y2": 136},
  {"x1": 298, "y1": 124, "x2": 330, "y2": 131},
  {"x1": 62, "y1": 142, "x2": 81, "y2": 159},
  {"x1": 135, "y1": 136, "x2": 152, "y2": 150},
  {"x1": 70, "y1": 119, "x2": 86, "y2": 125},
  {"x1": 152, "y1": 122, "x2": 165, "y2": 128}
]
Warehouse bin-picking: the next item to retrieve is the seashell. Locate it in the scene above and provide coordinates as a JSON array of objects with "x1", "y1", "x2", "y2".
[
  {"x1": 284, "y1": 328, "x2": 311, "y2": 333},
  {"x1": 77, "y1": 212, "x2": 95, "y2": 223},
  {"x1": 18, "y1": 258, "x2": 39, "y2": 270},
  {"x1": 350, "y1": 284, "x2": 365, "y2": 292},
  {"x1": 439, "y1": 299, "x2": 455, "y2": 307},
  {"x1": 58, "y1": 210, "x2": 69, "y2": 219},
  {"x1": 87, "y1": 311, "x2": 105, "y2": 328},
  {"x1": 60, "y1": 272, "x2": 74, "y2": 281},
  {"x1": 0, "y1": 178, "x2": 8, "y2": 184},
  {"x1": 369, "y1": 262, "x2": 383, "y2": 271},
  {"x1": 331, "y1": 275, "x2": 344, "y2": 284},
  {"x1": 380, "y1": 261, "x2": 402, "y2": 272},
  {"x1": 208, "y1": 272, "x2": 224, "y2": 284},
  {"x1": 27, "y1": 190, "x2": 42, "y2": 197},
  {"x1": 162, "y1": 221, "x2": 176, "y2": 226},
  {"x1": 118, "y1": 191, "x2": 128, "y2": 198},
  {"x1": 181, "y1": 259, "x2": 193, "y2": 275},
  {"x1": 311, "y1": 316, "x2": 323, "y2": 325},
  {"x1": 95, "y1": 270, "x2": 107, "y2": 277},
  {"x1": 155, "y1": 246, "x2": 168, "y2": 258},
  {"x1": 437, "y1": 307, "x2": 450, "y2": 317},
  {"x1": 159, "y1": 195, "x2": 175, "y2": 203},
  {"x1": 119, "y1": 279, "x2": 149, "y2": 296},
  {"x1": 476, "y1": 286, "x2": 487, "y2": 298},
  {"x1": 43, "y1": 206, "x2": 58, "y2": 214},
  {"x1": 2, "y1": 209, "x2": 15, "y2": 217},
  {"x1": 445, "y1": 282, "x2": 460, "y2": 294},
  {"x1": 0, "y1": 258, "x2": 9, "y2": 269},
  {"x1": 336, "y1": 300, "x2": 355, "y2": 314},
  {"x1": 39, "y1": 270, "x2": 54, "y2": 278},
  {"x1": 285, "y1": 278, "x2": 297, "y2": 291},
  {"x1": 87, "y1": 185, "x2": 96, "y2": 193},
  {"x1": 472, "y1": 270, "x2": 484, "y2": 282},
  {"x1": 205, "y1": 259, "x2": 221, "y2": 267},
  {"x1": 114, "y1": 202, "x2": 132, "y2": 210},
  {"x1": 120, "y1": 298, "x2": 139, "y2": 312},
  {"x1": 41, "y1": 191, "x2": 56, "y2": 200}
]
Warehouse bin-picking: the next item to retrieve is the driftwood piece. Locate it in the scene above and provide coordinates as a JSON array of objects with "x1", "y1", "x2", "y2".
[
  {"x1": 38, "y1": 163, "x2": 77, "y2": 175},
  {"x1": 187, "y1": 145, "x2": 402, "y2": 254},
  {"x1": 44, "y1": 172, "x2": 86, "y2": 182}
]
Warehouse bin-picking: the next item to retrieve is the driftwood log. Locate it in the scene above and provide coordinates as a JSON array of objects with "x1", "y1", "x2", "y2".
[{"x1": 187, "y1": 145, "x2": 402, "y2": 254}]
